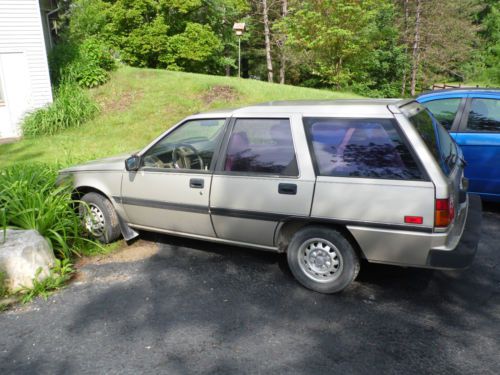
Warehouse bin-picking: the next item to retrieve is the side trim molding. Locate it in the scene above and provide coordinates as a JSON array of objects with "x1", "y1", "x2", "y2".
[
  {"x1": 115, "y1": 196, "x2": 208, "y2": 214},
  {"x1": 115, "y1": 196, "x2": 433, "y2": 234}
]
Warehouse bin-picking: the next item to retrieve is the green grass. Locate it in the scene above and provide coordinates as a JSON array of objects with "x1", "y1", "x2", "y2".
[{"x1": 1, "y1": 66, "x2": 360, "y2": 166}]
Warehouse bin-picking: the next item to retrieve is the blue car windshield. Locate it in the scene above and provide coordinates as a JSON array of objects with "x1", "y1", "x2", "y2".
[{"x1": 409, "y1": 109, "x2": 458, "y2": 175}]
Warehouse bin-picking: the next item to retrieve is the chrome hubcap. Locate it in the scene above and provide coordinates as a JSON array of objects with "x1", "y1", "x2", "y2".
[
  {"x1": 83, "y1": 204, "x2": 106, "y2": 236},
  {"x1": 298, "y1": 238, "x2": 343, "y2": 282}
]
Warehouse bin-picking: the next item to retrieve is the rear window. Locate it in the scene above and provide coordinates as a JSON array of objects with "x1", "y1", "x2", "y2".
[
  {"x1": 408, "y1": 109, "x2": 458, "y2": 175},
  {"x1": 304, "y1": 118, "x2": 423, "y2": 180}
]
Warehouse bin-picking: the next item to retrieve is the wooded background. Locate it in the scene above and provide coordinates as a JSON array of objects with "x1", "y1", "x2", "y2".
[{"x1": 52, "y1": 0, "x2": 500, "y2": 97}]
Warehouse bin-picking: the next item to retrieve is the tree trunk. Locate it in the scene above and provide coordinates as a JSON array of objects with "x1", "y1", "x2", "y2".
[
  {"x1": 401, "y1": 0, "x2": 409, "y2": 96},
  {"x1": 263, "y1": 0, "x2": 274, "y2": 83},
  {"x1": 410, "y1": 0, "x2": 421, "y2": 96},
  {"x1": 279, "y1": 0, "x2": 288, "y2": 84}
]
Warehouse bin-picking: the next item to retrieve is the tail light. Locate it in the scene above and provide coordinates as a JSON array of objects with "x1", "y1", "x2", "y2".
[{"x1": 435, "y1": 198, "x2": 455, "y2": 227}]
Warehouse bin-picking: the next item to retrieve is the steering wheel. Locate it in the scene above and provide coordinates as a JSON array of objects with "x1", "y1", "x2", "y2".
[
  {"x1": 143, "y1": 154, "x2": 165, "y2": 168},
  {"x1": 171, "y1": 143, "x2": 204, "y2": 170}
]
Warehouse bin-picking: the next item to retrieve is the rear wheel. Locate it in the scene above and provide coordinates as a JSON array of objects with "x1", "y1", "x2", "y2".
[
  {"x1": 79, "y1": 192, "x2": 121, "y2": 244},
  {"x1": 287, "y1": 226, "x2": 360, "y2": 293}
]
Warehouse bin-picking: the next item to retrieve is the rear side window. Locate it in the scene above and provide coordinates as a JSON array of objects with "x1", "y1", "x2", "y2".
[
  {"x1": 467, "y1": 98, "x2": 500, "y2": 132},
  {"x1": 224, "y1": 118, "x2": 298, "y2": 176},
  {"x1": 422, "y1": 98, "x2": 461, "y2": 130},
  {"x1": 409, "y1": 110, "x2": 458, "y2": 175},
  {"x1": 304, "y1": 118, "x2": 423, "y2": 180}
]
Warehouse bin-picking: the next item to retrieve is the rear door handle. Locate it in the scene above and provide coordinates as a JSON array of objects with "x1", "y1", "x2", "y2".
[
  {"x1": 278, "y1": 183, "x2": 297, "y2": 195},
  {"x1": 190, "y1": 178, "x2": 204, "y2": 189}
]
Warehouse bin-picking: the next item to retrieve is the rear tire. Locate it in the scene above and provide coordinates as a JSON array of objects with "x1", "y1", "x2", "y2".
[
  {"x1": 79, "y1": 192, "x2": 121, "y2": 244},
  {"x1": 287, "y1": 226, "x2": 360, "y2": 294}
]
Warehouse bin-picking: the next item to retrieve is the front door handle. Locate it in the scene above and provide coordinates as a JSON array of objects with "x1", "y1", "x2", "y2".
[
  {"x1": 190, "y1": 178, "x2": 204, "y2": 189},
  {"x1": 278, "y1": 183, "x2": 297, "y2": 195}
]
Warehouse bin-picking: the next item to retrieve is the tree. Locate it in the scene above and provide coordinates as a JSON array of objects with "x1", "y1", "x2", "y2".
[
  {"x1": 278, "y1": 0, "x2": 288, "y2": 84},
  {"x1": 410, "y1": 0, "x2": 421, "y2": 96},
  {"x1": 397, "y1": 0, "x2": 479, "y2": 93},
  {"x1": 262, "y1": 0, "x2": 274, "y2": 82},
  {"x1": 280, "y1": 0, "x2": 405, "y2": 96},
  {"x1": 401, "y1": 0, "x2": 409, "y2": 95}
]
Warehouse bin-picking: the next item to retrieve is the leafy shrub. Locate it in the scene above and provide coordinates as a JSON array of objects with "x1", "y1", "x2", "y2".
[
  {"x1": 22, "y1": 82, "x2": 99, "y2": 136},
  {"x1": 70, "y1": 61, "x2": 108, "y2": 88},
  {"x1": 48, "y1": 42, "x2": 80, "y2": 86},
  {"x1": 0, "y1": 164, "x2": 97, "y2": 259},
  {"x1": 49, "y1": 38, "x2": 116, "y2": 88},
  {"x1": 80, "y1": 38, "x2": 116, "y2": 72}
]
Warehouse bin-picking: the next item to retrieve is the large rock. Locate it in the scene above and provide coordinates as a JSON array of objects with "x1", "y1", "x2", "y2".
[{"x1": 0, "y1": 229, "x2": 56, "y2": 291}]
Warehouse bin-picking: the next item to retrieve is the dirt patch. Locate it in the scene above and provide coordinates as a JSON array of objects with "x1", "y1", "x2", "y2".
[
  {"x1": 76, "y1": 239, "x2": 159, "y2": 268},
  {"x1": 98, "y1": 89, "x2": 144, "y2": 113},
  {"x1": 200, "y1": 85, "x2": 238, "y2": 105},
  {"x1": 0, "y1": 137, "x2": 20, "y2": 145}
]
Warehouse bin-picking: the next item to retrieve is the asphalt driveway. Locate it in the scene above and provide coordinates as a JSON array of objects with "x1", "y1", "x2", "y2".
[{"x1": 1, "y1": 204, "x2": 499, "y2": 374}]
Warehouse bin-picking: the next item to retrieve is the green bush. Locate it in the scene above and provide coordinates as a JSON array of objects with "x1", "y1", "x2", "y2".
[
  {"x1": 49, "y1": 38, "x2": 116, "y2": 88},
  {"x1": 0, "y1": 164, "x2": 97, "y2": 259},
  {"x1": 71, "y1": 61, "x2": 109, "y2": 88},
  {"x1": 80, "y1": 38, "x2": 116, "y2": 72},
  {"x1": 22, "y1": 82, "x2": 99, "y2": 136}
]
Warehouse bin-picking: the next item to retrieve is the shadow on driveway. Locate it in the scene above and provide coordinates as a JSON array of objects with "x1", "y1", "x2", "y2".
[{"x1": 1, "y1": 208, "x2": 499, "y2": 374}]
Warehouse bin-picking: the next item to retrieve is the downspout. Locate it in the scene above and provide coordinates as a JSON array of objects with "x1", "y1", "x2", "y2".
[{"x1": 45, "y1": 7, "x2": 60, "y2": 50}]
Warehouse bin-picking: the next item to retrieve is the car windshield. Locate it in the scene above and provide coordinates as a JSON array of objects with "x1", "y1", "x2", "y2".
[{"x1": 404, "y1": 106, "x2": 458, "y2": 175}]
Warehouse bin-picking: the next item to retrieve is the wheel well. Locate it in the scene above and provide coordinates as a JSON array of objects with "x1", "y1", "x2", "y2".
[
  {"x1": 276, "y1": 220, "x2": 365, "y2": 259},
  {"x1": 72, "y1": 186, "x2": 109, "y2": 202}
]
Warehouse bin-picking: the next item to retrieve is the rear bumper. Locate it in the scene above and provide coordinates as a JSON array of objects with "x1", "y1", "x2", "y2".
[{"x1": 426, "y1": 194, "x2": 482, "y2": 269}]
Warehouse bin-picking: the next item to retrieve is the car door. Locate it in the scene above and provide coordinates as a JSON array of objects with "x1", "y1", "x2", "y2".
[
  {"x1": 121, "y1": 117, "x2": 227, "y2": 236},
  {"x1": 209, "y1": 114, "x2": 316, "y2": 247},
  {"x1": 453, "y1": 95, "x2": 500, "y2": 200}
]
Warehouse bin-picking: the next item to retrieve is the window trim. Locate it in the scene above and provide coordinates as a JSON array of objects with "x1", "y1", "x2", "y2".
[
  {"x1": 214, "y1": 117, "x2": 300, "y2": 178},
  {"x1": 303, "y1": 117, "x2": 429, "y2": 182},
  {"x1": 139, "y1": 117, "x2": 229, "y2": 173},
  {"x1": 459, "y1": 97, "x2": 500, "y2": 133}
]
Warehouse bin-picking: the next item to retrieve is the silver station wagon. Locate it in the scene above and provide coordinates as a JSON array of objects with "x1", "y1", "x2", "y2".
[{"x1": 58, "y1": 100, "x2": 483, "y2": 293}]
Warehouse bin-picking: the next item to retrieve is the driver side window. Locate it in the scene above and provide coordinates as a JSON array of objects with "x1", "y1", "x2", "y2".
[{"x1": 143, "y1": 118, "x2": 226, "y2": 170}]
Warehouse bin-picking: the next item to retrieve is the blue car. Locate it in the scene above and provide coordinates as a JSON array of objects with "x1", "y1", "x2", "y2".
[{"x1": 417, "y1": 89, "x2": 500, "y2": 202}]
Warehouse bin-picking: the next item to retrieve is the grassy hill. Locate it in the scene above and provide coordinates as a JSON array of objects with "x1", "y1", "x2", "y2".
[{"x1": 1, "y1": 67, "x2": 360, "y2": 166}]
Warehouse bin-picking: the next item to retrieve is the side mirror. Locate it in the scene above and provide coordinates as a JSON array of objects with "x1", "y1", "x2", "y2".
[{"x1": 125, "y1": 155, "x2": 141, "y2": 171}]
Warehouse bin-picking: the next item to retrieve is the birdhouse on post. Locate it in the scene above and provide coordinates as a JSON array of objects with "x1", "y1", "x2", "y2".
[
  {"x1": 233, "y1": 23, "x2": 246, "y2": 36},
  {"x1": 233, "y1": 23, "x2": 246, "y2": 77}
]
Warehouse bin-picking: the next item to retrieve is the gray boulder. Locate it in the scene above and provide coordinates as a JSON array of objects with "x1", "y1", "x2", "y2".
[{"x1": 0, "y1": 229, "x2": 56, "y2": 291}]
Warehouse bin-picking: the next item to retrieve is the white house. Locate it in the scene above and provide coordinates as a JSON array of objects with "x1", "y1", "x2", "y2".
[{"x1": 0, "y1": 0, "x2": 56, "y2": 139}]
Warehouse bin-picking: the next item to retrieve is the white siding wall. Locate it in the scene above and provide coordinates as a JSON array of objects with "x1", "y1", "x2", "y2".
[{"x1": 0, "y1": 0, "x2": 53, "y2": 137}]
